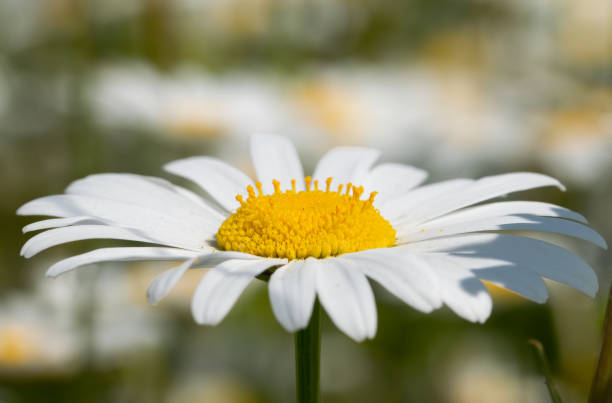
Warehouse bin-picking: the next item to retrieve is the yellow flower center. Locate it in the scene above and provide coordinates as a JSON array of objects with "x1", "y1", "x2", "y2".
[
  {"x1": 0, "y1": 326, "x2": 36, "y2": 366},
  {"x1": 216, "y1": 176, "x2": 396, "y2": 259}
]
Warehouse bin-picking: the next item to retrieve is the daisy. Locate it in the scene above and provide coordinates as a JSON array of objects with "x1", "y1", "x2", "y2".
[
  {"x1": 88, "y1": 63, "x2": 292, "y2": 140},
  {"x1": 18, "y1": 135, "x2": 606, "y2": 343}
]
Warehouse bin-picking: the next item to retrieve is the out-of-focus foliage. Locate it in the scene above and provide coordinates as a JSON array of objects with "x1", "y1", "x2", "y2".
[{"x1": 1, "y1": 0, "x2": 610, "y2": 402}]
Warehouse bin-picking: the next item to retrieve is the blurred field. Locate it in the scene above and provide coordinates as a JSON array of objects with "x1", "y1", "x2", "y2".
[{"x1": 0, "y1": 0, "x2": 611, "y2": 402}]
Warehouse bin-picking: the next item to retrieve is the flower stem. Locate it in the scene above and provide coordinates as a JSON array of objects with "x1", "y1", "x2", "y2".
[
  {"x1": 295, "y1": 300, "x2": 321, "y2": 403},
  {"x1": 589, "y1": 283, "x2": 612, "y2": 403},
  {"x1": 529, "y1": 339, "x2": 563, "y2": 403}
]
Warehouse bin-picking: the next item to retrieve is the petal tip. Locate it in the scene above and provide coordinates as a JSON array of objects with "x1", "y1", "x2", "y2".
[
  {"x1": 556, "y1": 181, "x2": 567, "y2": 192},
  {"x1": 45, "y1": 267, "x2": 60, "y2": 277},
  {"x1": 19, "y1": 244, "x2": 29, "y2": 257},
  {"x1": 146, "y1": 291, "x2": 160, "y2": 306}
]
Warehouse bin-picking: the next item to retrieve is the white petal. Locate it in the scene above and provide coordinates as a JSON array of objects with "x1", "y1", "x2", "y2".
[
  {"x1": 404, "y1": 233, "x2": 598, "y2": 297},
  {"x1": 315, "y1": 258, "x2": 377, "y2": 342},
  {"x1": 191, "y1": 258, "x2": 287, "y2": 325},
  {"x1": 339, "y1": 248, "x2": 441, "y2": 313},
  {"x1": 269, "y1": 258, "x2": 318, "y2": 332},
  {"x1": 146, "y1": 176, "x2": 225, "y2": 213},
  {"x1": 381, "y1": 179, "x2": 473, "y2": 223},
  {"x1": 362, "y1": 163, "x2": 427, "y2": 204},
  {"x1": 420, "y1": 253, "x2": 493, "y2": 323},
  {"x1": 422, "y1": 253, "x2": 548, "y2": 303},
  {"x1": 398, "y1": 215, "x2": 607, "y2": 248},
  {"x1": 46, "y1": 247, "x2": 199, "y2": 277},
  {"x1": 250, "y1": 134, "x2": 305, "y2": 194},
  {"x1": 21, "y1": 225, "x2": 179, "y2": 258},
  {"x1": 164, "y1": 157, "x2": 254, "y2": 211},
  {"x1": 148, "y1": 252, "x2": 268, "y2": 305},
  {"x1": 312, "y1": 147, "x2": 380, "y2": 190},
  {"x1": 191, "y1": 251, "x2": 262, "y2": 267},
  {"x1": 401, "y1": 173, "x2": 564, "y2": 226},
  {"x1": 66, "y1": 173, "x2": 223, "y2": 222},
  {"x1": 18, "y1": 195, "x2": 215, "y2": 249},
  {"x1": 23, "y1": 216, "x2": 101, "y2": 233},
  {"x1": 147, "y1": 257, "x2": 197, "y2": 305},
  {"x1": 415, "y1": 201, "x2": 588, "y2": 226}
]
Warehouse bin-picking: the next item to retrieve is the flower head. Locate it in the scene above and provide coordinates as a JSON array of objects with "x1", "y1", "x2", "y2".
[
  {"x1": 19, "y1": 135, "x2": 606, "y2": 341},
  {"x1": 216, "y1": 177, "x2": 395, "y2": 259}
]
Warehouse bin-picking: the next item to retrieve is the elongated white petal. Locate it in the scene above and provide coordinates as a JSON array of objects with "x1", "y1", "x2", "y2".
[
  {"x1": 164, "y1": 157, "x2": 254, "y2": 211},
  {"x1": 339, "y1": 248, "x2": 441, "y2": 312},
  {"x1": 362, "y1": 163, "x2": 427, "y2": 204},
  {"x1": 21, "y1": 225, "x2": 175, "y2": 259},
  {"x1": 312, "y1": 147, "x2": 380, "y2": 190},
  {"x1": 46, "y1": 247, "x2": 199, "y2": 277},
  {"x1": 381, "y1": 179, "x2": 473, "y2": 223},
  {"x1": 315, "y1": 258, "x2": 377, "y2": 342},
  {"x1": 191, "y1": 258, "x2": 287, "y2": 325},
  {"x1": 23, "y1": 216, "x2": 101, "y2": 233},
  {"x1": 147, "y1": 258, "x2": 197, "y2": 305},
  {"x1": 402, "y1": 173, "x2": 564, "y2": 226},
  {"x1": 66, "y1": 173, "x2": 223, "y2": 222},
  {"x1": 146, "y1": 176, "x2": 225, "y2": 213},
  {"x1": 404, "y1": 233, "x2": 598, "y2": 296},
  {"x1": 422, "y1": 253, "x2": 548, "y2": 303},
  {"x1": 398, "y1": 215, "x2": 607, "y2": 248},
  {"x1": 191, "y1": 251, "x2": 261, "y2": 267},
  {"x1": 269, "y1": 258, "x2": 318, "y2": 332},
  {"x1": 250, "y1": 134, "x2": 305, "y2": 194},
  {"x1": 416, "y1": 201, "x2": 587, "y2": 226},
  {"x1": 420, "y1": 254, "x2": 492, "y2": 323},
  {"x1": 18, "y1": 195, "x2": 215, "y2": 249},
  {"x1": 146, "y1": 252, "x2": 263, "y2": 305}
]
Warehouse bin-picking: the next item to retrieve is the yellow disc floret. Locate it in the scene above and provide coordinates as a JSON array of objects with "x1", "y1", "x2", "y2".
[{"x1": 215, "y1": 176, "x2": 396, "y2": 259}]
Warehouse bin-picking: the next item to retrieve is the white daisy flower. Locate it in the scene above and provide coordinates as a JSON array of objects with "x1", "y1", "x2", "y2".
[
  {"x1": 18, "y1": 135, "x2": 606, "y2": 342},
  {"x1": 88, "y1": 64, "x2": 293, "y2": 140}
]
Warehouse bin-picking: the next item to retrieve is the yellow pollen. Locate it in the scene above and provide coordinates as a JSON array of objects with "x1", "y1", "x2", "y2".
[{"x1": 216, "y1": 177, "x2": 396, "y2": 260}]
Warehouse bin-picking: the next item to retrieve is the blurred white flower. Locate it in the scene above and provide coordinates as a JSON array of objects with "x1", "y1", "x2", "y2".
[
  {"x1": 288, "y1": 67, "x2": 437, "y2": 161},
  {"x1": 88, "y1": 63, "x2": 292, "y2": 140},
  {"x1": 444, "y1": 340, "x2": 551, "y2": 403},
  {"x1": 557, "y1": 0, "x2": 612, "y2": 67},
  {"x1": 427, "y1": 71, "x2": 534, "y2": 173},
  {"x1": 0, "y1": 274, "x2": 79, "y2": 375},
  {"x1": 89, "y1": 268, "x2": 167, "y2": 364},
  {"x1": 538, "y1": 107, "x2": 612, "y2": 185},
  {"x1": 287, "y1": 66, "x2": 536, "y2": 172}
]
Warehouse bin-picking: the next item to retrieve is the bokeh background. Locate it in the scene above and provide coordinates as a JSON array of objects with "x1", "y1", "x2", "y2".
[{"x1": 1, "y1": 0, "x2": 611, "y2": 402}]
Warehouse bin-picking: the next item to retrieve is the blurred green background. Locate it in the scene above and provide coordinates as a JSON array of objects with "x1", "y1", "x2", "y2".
[{"x1": 1, "y1": 0, "x2": 611, "y2": 402}]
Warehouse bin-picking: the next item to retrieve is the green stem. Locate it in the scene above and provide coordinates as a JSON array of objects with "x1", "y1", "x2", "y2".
[
  {"x1": 529, "y1": 339, "x2": 563, "y2": 403},
  {"x1": 589, "y1": 283, "x2": 612, "y2": 403},
  {"x1": 295, "y1": 300, "x2": 321, "y2": 403}
]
